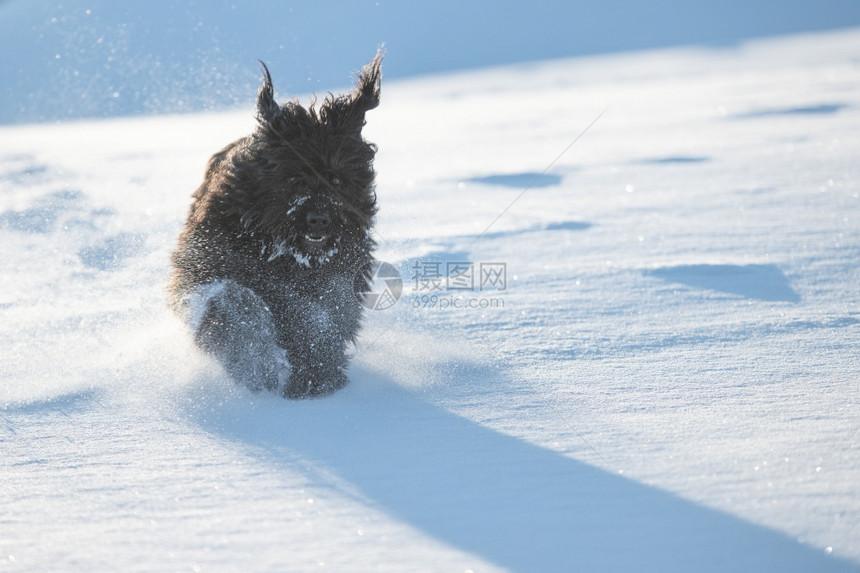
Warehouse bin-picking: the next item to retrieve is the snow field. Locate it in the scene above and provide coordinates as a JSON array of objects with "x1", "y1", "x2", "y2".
[{"x1": 1, "y1": 28, "x2": 859, "y2": 571}]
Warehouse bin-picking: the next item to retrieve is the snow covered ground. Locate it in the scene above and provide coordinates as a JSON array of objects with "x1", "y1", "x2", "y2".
[{"x1": 2, "y1": 27, "x2": 859, "y2": 572}]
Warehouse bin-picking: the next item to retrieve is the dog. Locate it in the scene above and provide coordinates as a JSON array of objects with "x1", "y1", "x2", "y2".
[{"x1": 169, "y1": 51, "x2": 382, "y2": 398}]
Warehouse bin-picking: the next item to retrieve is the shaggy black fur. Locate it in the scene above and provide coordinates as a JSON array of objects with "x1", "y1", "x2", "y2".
[{"x1": 169, "y1": 52, "x2": 382, "y2": 398}]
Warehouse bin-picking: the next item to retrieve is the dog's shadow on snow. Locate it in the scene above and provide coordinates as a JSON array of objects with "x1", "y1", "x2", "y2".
[{"x1": 194, "y1": 369, "x2": 853, "y2": 572}]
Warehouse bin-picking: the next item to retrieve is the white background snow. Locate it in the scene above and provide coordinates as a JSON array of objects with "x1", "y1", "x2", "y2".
[{"x1": 1, "y1": 2, "x2": 859, "y2": 572}]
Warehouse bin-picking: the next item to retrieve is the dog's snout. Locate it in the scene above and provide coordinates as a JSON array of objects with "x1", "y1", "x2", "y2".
[{"x1": 306, "y1": 211, "x2": 331, "y2": 236}]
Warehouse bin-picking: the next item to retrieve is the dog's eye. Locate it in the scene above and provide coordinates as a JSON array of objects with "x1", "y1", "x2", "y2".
[{"x1": 331, "y1": 177, "x2": 341, "y2": 186}]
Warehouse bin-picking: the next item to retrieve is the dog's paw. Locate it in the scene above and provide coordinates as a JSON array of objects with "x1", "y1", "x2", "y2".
[{"x1": 283, "y1": 368, "x2": 348, "y2": 399}]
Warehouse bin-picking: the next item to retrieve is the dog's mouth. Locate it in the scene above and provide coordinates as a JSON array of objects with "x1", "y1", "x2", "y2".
[{"x1": 302, "y1": 234, "x2": 330, "y2": 254}]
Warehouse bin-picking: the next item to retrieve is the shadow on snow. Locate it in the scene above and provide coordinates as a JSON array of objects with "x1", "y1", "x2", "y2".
[
  {"x1": 194, "y1": 369, "x2": 851, "y2": 572},
  {"x1": 733, "y1": 103, "x2": 848, "y2": 119},
  {"x1": 466, "y1": 172, "x2": 563, "y2": 189},
  {"x1": 648, "y1": 263, "x2": 800, "y2": 303}
]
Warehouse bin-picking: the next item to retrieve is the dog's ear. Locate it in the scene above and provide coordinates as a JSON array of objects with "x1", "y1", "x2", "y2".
[
  {"x1": 351, "y1": 48, "x2": 383, "y2": 118},
  {"x1": 322, "y1": 49, "x2": 383, "y2": 134},
  {"x1": 256, "y1": 61, "x2": 281, "y2": 126}
]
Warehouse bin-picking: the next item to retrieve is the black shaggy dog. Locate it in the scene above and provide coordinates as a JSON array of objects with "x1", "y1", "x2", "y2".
[{"x1": 169, "y1": 52, "x2": 382, "y2": 398}]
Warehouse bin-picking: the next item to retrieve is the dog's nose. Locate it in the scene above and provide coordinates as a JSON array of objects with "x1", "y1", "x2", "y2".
[{"x1": 306, "y1": 211, "x2": 331, "y2": 236}]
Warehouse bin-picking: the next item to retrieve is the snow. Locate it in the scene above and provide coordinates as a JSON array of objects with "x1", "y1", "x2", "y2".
[{"x1": 2, "y1": 25, "x2": 860, "y2": 572}]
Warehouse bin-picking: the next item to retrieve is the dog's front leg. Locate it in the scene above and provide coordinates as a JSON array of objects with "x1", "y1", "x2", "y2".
[
  {"x1": 277, "y1": 287, "x2": 354, "y2": 399},
  {"x1": 193, "y1": 280, "x2": 286, "y2": 392}
]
